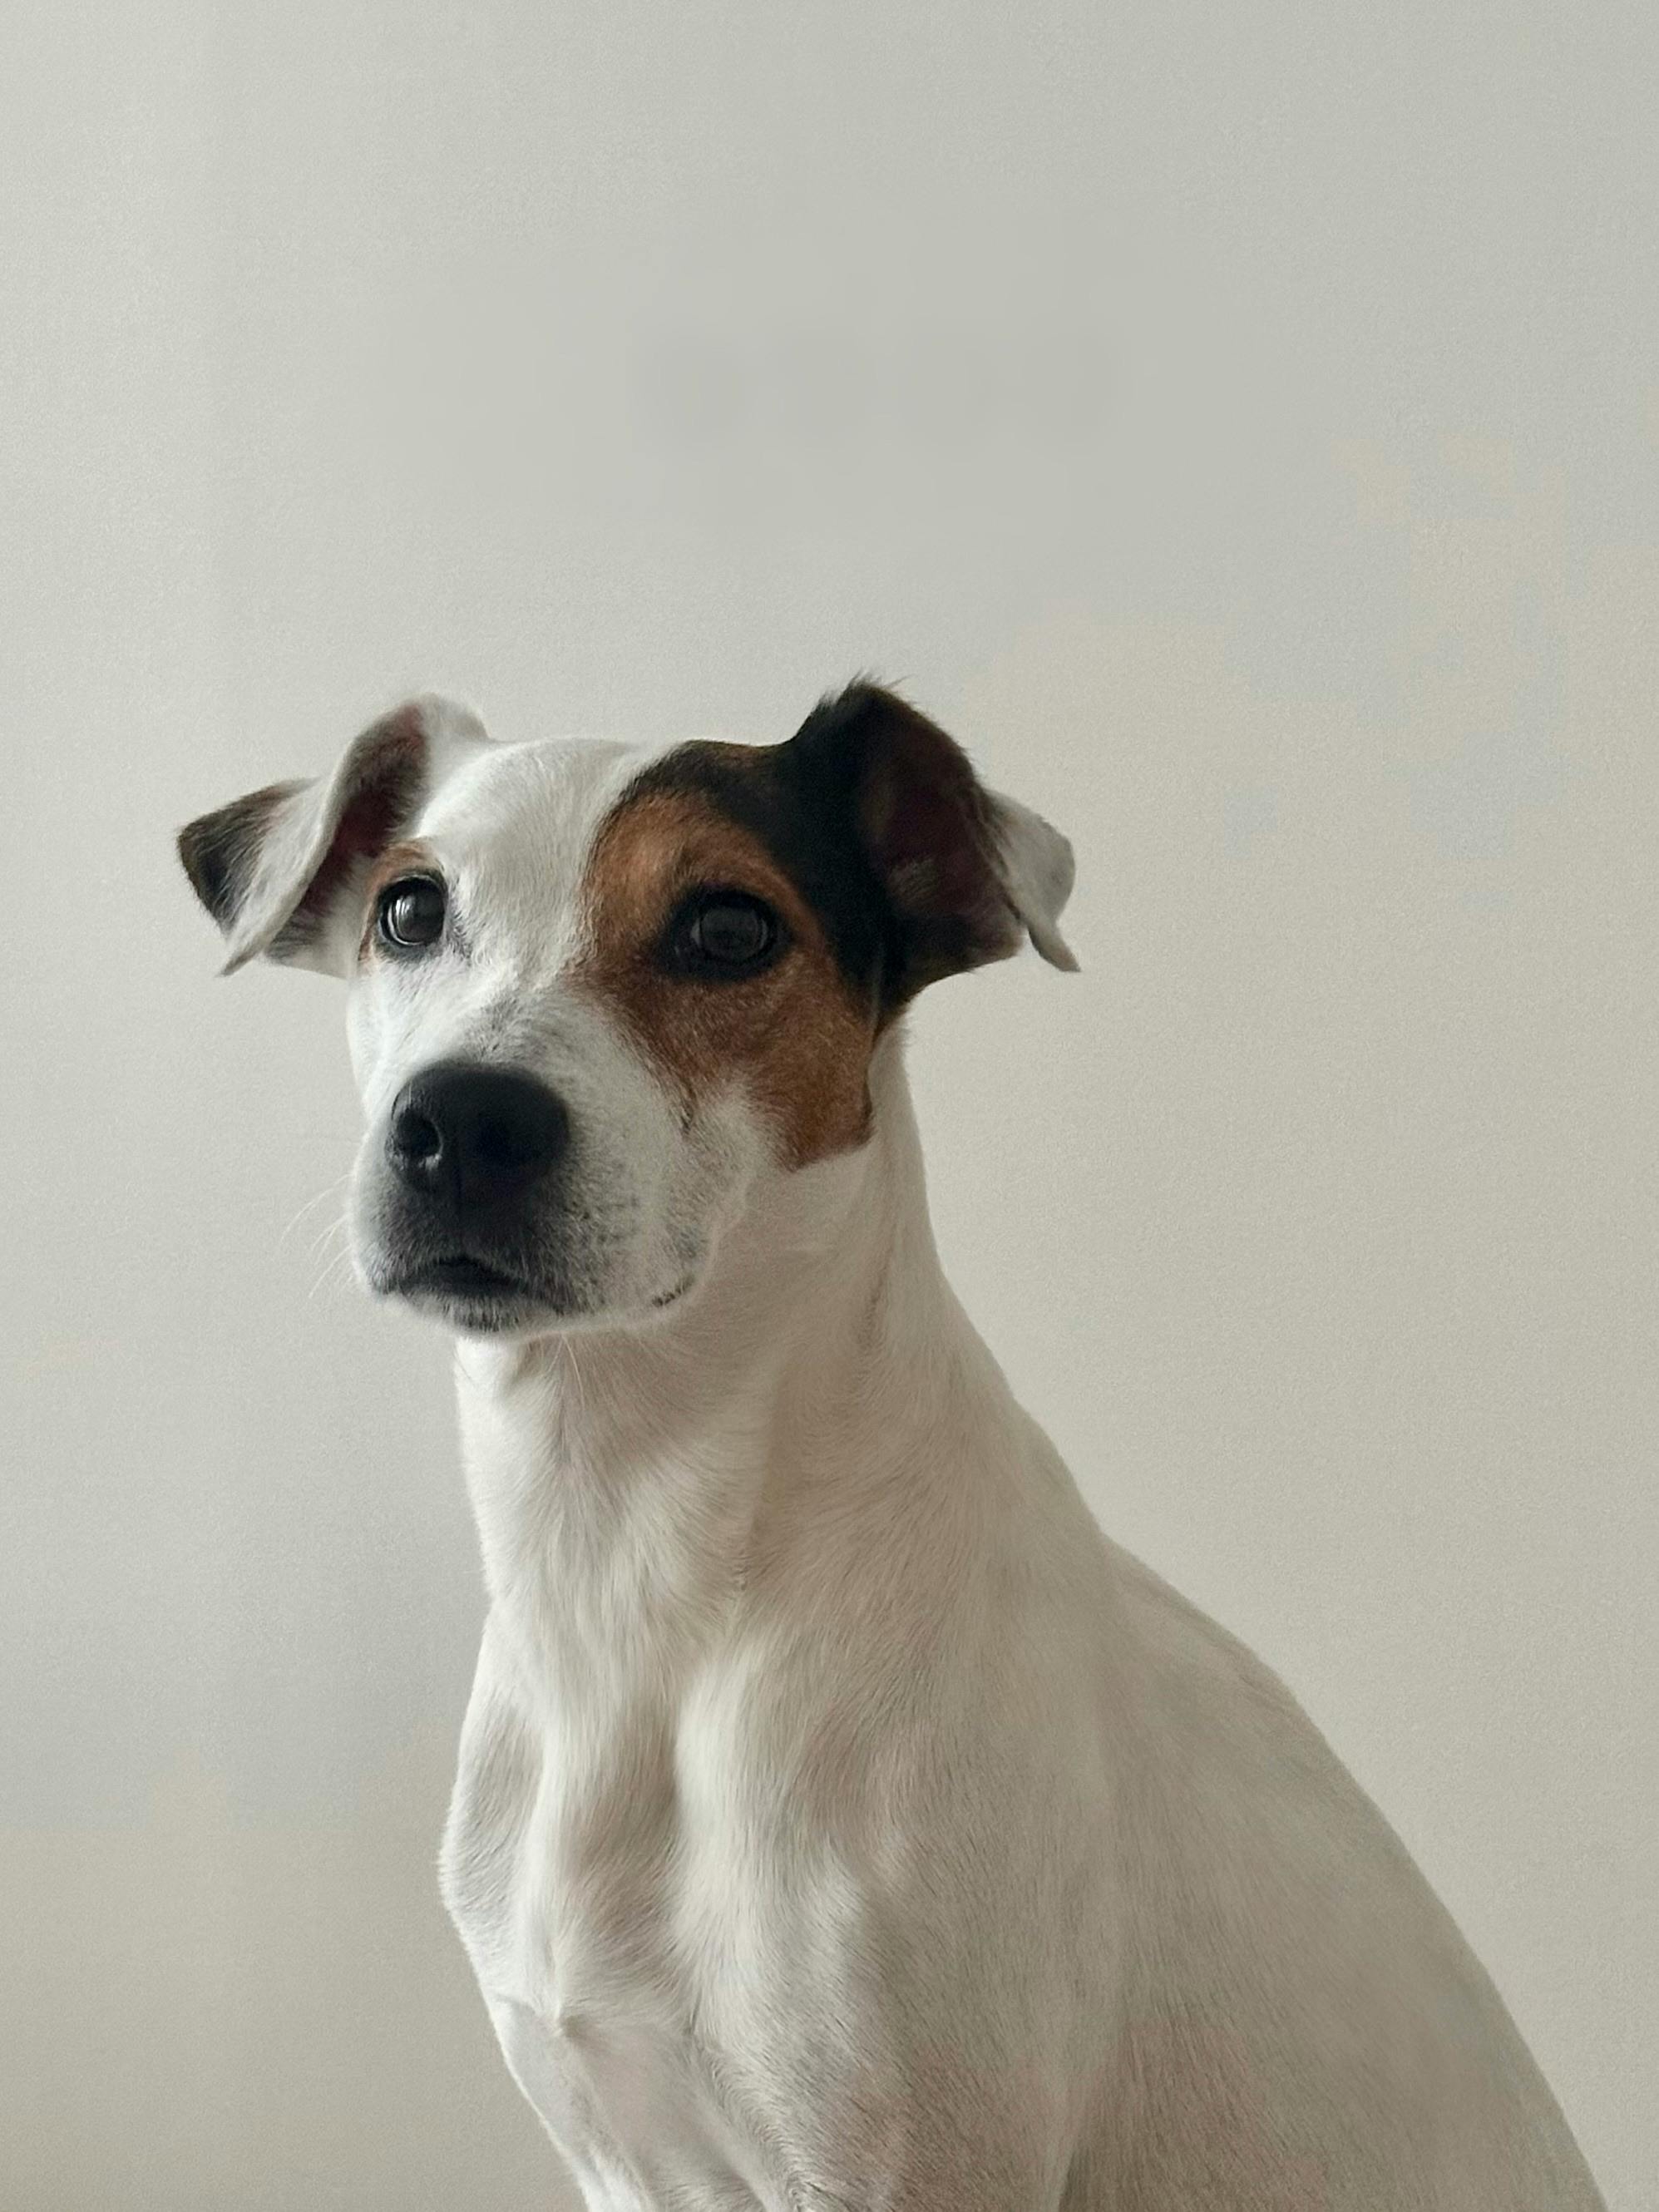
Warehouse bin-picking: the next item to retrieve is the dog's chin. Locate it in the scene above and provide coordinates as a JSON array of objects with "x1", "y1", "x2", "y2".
[
  {"x1": 354, "y1": 1246, "x2": 562, "y2": 1334},
  {"x1": 363, "y1": 1247, "x2": 702, "y2": 1340}
]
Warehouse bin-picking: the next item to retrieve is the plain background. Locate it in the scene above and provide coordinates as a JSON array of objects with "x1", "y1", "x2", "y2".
[{"x1": 3, "y1": 4, "x2": 1655, "y2": 2207}]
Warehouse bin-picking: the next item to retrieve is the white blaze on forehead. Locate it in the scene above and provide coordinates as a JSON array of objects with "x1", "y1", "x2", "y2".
[
  {"x1": 410, "y1": 733, "x2": 654, "y2": 976},
  {"x1": 343, "y1": 734, "x2": 654, "y2": 1116}
]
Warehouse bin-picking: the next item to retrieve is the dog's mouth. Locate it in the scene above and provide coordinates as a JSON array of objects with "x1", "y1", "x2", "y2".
[
  {"x1": 365, "y1": 1218, "x2": 704, "y2": 1336},
  {"x1": 381, "y1": 1251, "x2": 550, "y2": 1328},
  {"x1": 403, "y1": 1254, "x2": 531, "y2": 1300}
]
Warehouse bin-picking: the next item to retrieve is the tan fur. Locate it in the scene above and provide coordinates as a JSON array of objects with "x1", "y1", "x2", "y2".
[{"x1": 572, "y1": 785, "x2": 876, "y2": 1168}]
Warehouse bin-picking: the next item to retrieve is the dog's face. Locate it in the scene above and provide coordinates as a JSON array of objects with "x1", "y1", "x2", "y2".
[{"x1": 180, "y1": 685, "x2": 1076, "y2": 1337}]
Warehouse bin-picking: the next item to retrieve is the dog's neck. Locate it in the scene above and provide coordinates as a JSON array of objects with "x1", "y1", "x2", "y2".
[{"x1": 450, "y1": 1036, "x2": 1005, "y2": 1649}]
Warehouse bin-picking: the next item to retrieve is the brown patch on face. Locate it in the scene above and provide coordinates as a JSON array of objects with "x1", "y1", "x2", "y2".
[
  {"x1": 571, "y1": 783, "x2": 877, "y2": 1168},
  {"x1": 358, "y1": 839, "x2": 441, "y2": 961}
]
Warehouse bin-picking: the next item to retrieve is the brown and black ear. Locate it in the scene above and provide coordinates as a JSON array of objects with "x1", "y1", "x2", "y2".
[
  {"x1": 785, "y1": 682, "x2": 1079, "y2": 1010},
  {"x1": 176, "y1": 695, "x2": 488, "y2": 976}
]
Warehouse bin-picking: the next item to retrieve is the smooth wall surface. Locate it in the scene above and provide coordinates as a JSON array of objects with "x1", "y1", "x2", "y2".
[{"x1": 3, "y1": 5, "x2": 1654, "y2": 2206}]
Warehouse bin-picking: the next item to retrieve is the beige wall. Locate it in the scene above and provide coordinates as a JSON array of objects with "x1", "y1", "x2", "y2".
[{"x1": 3, "y1": 4, "x2": 1654, "y2": 2206}]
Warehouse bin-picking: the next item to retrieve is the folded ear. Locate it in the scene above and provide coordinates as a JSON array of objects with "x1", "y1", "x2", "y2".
[
  {"x1": 176, "y1": 695, "x2": 489, "y2": 976},
  {"x1": 785, "y1": 682, "x2": 1079, "y2": 1006}
]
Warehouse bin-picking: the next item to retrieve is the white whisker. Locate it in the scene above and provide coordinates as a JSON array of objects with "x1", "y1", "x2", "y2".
[{"x1": 277, "y1": 1172, "x2": 353, "y2": 1254}]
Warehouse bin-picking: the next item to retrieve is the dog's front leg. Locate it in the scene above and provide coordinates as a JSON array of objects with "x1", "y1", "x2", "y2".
[
  {"x1": 784, "y1": 2140, "x2": 1076, "y2": 2212},
  {"x1": 746, "y1": 2047, "x2": 1082, "y2": 2212}
]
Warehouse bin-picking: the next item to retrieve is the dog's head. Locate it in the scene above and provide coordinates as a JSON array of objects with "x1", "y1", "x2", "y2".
[{"x1": 179, "y1": 684, "x2": 1077, "y2": 1337}]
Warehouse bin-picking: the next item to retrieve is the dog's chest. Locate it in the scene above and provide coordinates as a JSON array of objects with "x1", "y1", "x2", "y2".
[{"x1": 439, "y1": 1623, "x2": 798, "y2": 2209}]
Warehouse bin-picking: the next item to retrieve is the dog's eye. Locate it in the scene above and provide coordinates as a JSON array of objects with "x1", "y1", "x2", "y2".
[
  {"x1": 377, "y1": 876, "x2": 447, "y2": 952},
  {"x1": 669, "y1": 891, "x2": 782, "y2": 977}
]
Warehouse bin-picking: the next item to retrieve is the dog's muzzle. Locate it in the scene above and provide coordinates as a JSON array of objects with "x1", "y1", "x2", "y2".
[{"x1": 375, "y1": 1059, "x2": 572, "y2": 1312}]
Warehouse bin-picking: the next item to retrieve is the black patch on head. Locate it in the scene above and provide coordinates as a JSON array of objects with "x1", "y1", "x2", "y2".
[
  {"x1": 620, "y1": 689, "x2": 896, "y2": 1012},
  {"x1": 622, "y1": 682, "x2": 1015, "y2": 1015}
]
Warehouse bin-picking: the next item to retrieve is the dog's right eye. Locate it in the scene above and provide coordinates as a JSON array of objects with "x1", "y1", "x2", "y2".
[{"x1": 377, "y1": 876, "x2": 447, "y2": 952}]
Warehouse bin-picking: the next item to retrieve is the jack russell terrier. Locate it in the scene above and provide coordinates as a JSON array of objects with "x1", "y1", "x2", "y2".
[{"x1": 180, "y1": 684, "x2": 1605, "y2": 2210}]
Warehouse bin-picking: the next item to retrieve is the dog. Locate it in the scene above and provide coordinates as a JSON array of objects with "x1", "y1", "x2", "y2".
[{"x1": 180, "y1": 684, "x2": 1606, "y2": 2210}]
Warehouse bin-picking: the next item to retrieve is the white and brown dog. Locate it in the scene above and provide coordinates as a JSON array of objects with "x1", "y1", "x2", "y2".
[{"x1": 180, "y1": 685, "x2": 1604, "y2": 2210}]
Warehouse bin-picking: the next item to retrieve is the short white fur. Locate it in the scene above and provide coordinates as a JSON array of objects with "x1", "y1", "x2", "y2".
[{"x1": 188, "y1": 695, "x2": 1606, "y2": 2211}]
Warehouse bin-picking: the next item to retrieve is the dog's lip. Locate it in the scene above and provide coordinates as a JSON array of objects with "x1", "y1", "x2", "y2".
[{"x1": 396, "y1": 1253, "x2": 536, "y2": 1301}]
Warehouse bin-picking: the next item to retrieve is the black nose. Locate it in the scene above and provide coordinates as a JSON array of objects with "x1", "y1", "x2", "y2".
[{"x1": 387, "y1": 1063, "x2": 570, "y2": 1212}]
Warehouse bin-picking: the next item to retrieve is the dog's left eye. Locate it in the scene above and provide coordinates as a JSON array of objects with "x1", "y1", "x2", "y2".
[
  {"x1": 669, "y1": 891, "x2": 782, "y2": 976},
  {"x1": 377, "y1": 876, "x2": 447, "y2": 951}
]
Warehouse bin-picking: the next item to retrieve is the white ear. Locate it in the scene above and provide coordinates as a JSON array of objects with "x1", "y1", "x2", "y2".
[
  {"x1": 986, "y1": 788, "x2": 1079, "y2": 972},
  {"x1": 177, "y1": 694, "x2": 490, "y2": 977}
]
